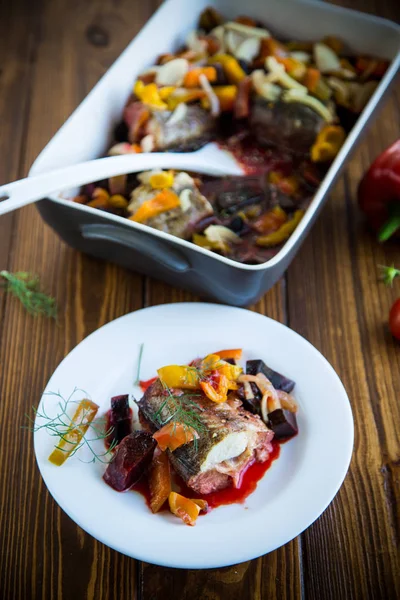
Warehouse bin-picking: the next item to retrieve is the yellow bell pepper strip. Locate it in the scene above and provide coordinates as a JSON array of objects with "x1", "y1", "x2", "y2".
[
  {"x1": 88, "y1": 187, "x2": 109, "y2": 209},
  {"x1": 158, "y1": 355, "x2": 242, "y2": 403},
  {"x1": 253, "y1": 205, "x2": 287, "y2": 234},
  {"x1": 157, "y1": 364, "x2": 200, "y2": 389},
  {"x1": 209, "y1": 54, "x2": 246, "y2": 84},
  {"x1": 256, "y1": 210, "x2": 305, "y2": 247},
  {"x1": 149, "y1": 171, "x2": 174, "y2": 189},
  {"x1": 153, "y1": 422, "x2": 199, "y2": 452},
  {"x1": 184, "y1": 67, "x2": 217, "y2": 88},
  {"x1": 201, "y1": 85, "x2": 238, "y2": 112},
  {"x1": 311, "y1": 125, "x2": 346, "y2": 163},
  {"x1": 148, "y1": 451, "x2": 171, "y2": 513},
  {"x1": 129, "y1": 189, "x2": 180, "y2": 223},
  {"x1": 48, "y1": 399, "x2": 99, "y2": 466},
  {"x1": 108, "y1": 194, "x2": 129, "y2": 209},
  {"x1": 134, "y1": 81, "x2": 168, "y2": 110},
  {"x1": 202, "y1": 354, "x2": 242, "y2": 382},
  {"x1": 167, "y1": 89, "x2": 206, "y2": 110},
  {"x1": 158, "y1": 86, "x2": 176, "y2": 100},
  {"x1": 214, "y1": 348, "x2": 243, "y2": 360},
  {"x1": 169, "y1": 492, "x2": 201, "y2": 526}
]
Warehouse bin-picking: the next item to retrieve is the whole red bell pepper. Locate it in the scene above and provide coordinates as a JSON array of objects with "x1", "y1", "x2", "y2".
[{"x1": 358, "y1": 139, "x2": 400, "y2": 241}]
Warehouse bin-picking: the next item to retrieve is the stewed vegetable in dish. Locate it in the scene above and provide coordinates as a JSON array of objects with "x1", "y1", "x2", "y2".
[
  {"x1": 74, "y1": 168, "x2": 312, "y2": 263},
  {"x1": 44, "y1": 349, "x2": 298, "y2": 527},
  {"x1": 71, "y1": 7, "x2": 388, "y2": 264}
]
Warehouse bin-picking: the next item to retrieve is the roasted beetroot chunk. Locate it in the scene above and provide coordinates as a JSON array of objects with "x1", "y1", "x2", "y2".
[
  {"x1": 106, "y1": 394, "x2": 132, "y2": 447},
  {"x1": 268, "y1": 408, "x2": 298, "y2": 440},
  {"x1": 103, "y1": 431, "x2": 156, "y2": 492},
  {"x1": 246, "y1": 360, "x2": 295, "y2": 393}
]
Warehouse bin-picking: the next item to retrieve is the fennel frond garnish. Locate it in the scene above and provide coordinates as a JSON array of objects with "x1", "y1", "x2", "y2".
[
  {"x1": 0, "y1": 270, "x2": 57, "y2": 318},
  {"x1": 28, "y1": 388, "x2": 116, "y2": 464},
  {"x1": 154, "y1": 385, "x2": 206, "y2": 445}
]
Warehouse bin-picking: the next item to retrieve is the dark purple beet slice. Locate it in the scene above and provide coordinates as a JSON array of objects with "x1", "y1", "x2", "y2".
[
  {"x1": 246, "y1": 360, "x2": 295, "y2": 393},
  {"x1": 103, "y1": 431, "x2": 156, "y2": 492},
  {"x1": 237, "y1": 382, "x2": 262, "y2": 416},
  {"x1": 106, "y1": 394, "x2": 132, "y2": 447},
  {"x1": 268, "y1": 408, "x2": 298, "y2": 439}
]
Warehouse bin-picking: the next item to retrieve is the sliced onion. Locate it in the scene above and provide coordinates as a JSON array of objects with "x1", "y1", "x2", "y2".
[
  {"x1": 204, "y1": 224, "x2": 241, "y2": 244},
  {"x1": 155, "y1": 58, "x2": 189, "y2": 86},
  {"x1": 167, "y1": 102, "x2": 188, "y2": 126},
  {"x1": 239, "y1": 373, "x2": 280, "y2": 421},
  {"x1": 290, "y1": 51, "x2": 311, "y2": 64},
  {"x1": 277, "y1": 390, "x2": 298, "y2": 413},
  {"x1": 283, "y1": 89, "x2": 335, "y2": 122},
  {"x1": 265, "y1": 57, "x2": 308, "y2": 93},
  {"x1": 314, "y1": 43, "x2": 341, "y2": 73},
  {"x1": 199, "y1": 73, "x2": 220, "y2": 116},
  {"x1": 251, "y1": 70, "x2": 282, "y2": 101},
  {"x1": 140, "y1": 134, "x2": 155, "y2": 153},
  {"x1": 236, "y1": 37, "x2": 261, "y2": 63},
  {"x1": 225, "y1": 21, "x2": 270, "y2": 39},
  {"x1": 186, "y1": 30, "x2": 207, "y2": 54},
  {"x1": 225, "y1": 29, "x2": 245, "y2": 54},
  {"x1": 179, "y1": 188, "x2": 192, "y2": 212}
]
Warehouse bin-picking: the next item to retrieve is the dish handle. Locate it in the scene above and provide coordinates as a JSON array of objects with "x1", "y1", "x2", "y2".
[{"x1": 80, "y1": 223, "x2": 191, "y2": 272}]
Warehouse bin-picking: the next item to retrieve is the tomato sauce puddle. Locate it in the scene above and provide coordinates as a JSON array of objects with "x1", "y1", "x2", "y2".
[{"x1": 131, "y1": 439, "x2": 281, "y2": 513}]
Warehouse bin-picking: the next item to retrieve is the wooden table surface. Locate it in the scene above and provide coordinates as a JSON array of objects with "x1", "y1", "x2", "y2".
[{"x1": 1, "y1": 0, "x2": 399, "y2": 598}]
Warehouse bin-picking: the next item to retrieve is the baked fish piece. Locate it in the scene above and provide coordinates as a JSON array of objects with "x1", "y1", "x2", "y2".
[{"x1": 137, "y1": 379, "x2": 274, "y2": 495}]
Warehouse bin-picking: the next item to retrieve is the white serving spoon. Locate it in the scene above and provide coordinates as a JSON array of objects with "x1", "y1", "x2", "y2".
[{"x1": 0, "y1": 144, "x2": 244, "y2": 217}]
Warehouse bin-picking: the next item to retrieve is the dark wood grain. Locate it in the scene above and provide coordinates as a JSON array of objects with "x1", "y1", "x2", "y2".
[{"x1": 0, "y1": 0, "x2": 399, "y2": 599}]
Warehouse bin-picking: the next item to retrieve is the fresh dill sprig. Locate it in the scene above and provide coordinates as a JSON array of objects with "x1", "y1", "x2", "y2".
[
  {"x1": 27, "y1": 387, "x2": 116, "y2": 464},
  {"x1": 0, "y1": 270, "x2": 57, "y2": 318},
  {"x1": 154, "y1": 384, "x2": 206, "y2": 448},
  {"x1": 379, "y1": 264, "x2": 400, "y2": 287},
  {"x1": 134, "y1": 343, "x2": 144, "y2": 385}
]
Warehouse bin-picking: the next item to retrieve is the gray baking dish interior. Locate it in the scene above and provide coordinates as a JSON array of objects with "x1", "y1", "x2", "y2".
[{"x1": 31, "y1": 0, "x2": 400, "y2": 306}]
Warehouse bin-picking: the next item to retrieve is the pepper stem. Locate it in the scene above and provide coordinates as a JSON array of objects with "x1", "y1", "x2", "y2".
[{"x1": 378, "y1": 204, "x2": 400, "y2": 242}]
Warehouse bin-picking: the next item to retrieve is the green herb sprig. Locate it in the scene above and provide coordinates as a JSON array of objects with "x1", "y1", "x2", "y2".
[
  {"x1": 379, "y1": 265, "x2": 400, "y2": 287},
  {"x1": 154, "y1": 384, "x2": 206, "y2": 447},
  {"x1": 134, "y1": 343, "x2": 144, "y2": 386},
  {"x1": 27, "y1": 388, "x2": 116, "y2": 463},
  {"x1": 0, "y1": 270, "x2": 57, "y2": 318}
]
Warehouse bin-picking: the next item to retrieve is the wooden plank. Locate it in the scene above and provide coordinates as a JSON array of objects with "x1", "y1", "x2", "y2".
[
  {"x1": 0, "y1": 0, "x2": 38, "y2": 339},
  {"x1": 286, "y1": 76, "x2": 400, "y2": 600},
  {"x1": 0, "y1": 0, "x2": 157, "y2": 598}
]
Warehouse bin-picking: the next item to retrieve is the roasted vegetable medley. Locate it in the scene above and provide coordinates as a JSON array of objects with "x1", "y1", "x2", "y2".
[
  {"x1": 74, "y1": 167, "x2": 315, "y2": 264},
  {"x1": 108, "y1": 7, "x2": 387, "y2": 161},
  {"x1": 72, "y1": 7, "x2": 388, "y2": 263}
]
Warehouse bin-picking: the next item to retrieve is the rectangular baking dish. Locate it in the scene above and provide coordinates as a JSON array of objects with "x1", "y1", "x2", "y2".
[{"x1": 29, "y1": 0, "x2": 400, "y2": 306}]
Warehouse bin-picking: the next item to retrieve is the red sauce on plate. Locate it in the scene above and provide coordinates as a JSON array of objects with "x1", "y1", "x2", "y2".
[{"x1": 131, "y1": 439, "x2": 281, "y2": 513}]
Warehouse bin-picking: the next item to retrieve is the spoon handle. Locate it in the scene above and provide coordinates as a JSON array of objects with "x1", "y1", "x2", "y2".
[{"x1": 0, "y1": 148, "x2": 243, "y2": 217}]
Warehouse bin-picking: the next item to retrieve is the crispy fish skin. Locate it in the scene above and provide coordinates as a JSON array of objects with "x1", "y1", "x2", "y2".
[
  {"x1": 250, "y1": 97, "x2": 325, "y2": 155},
  {"x1": 137, "y1": 379, "x2": 274, "y2": 494}
]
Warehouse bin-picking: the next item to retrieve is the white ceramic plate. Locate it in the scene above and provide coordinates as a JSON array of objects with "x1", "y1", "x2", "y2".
[{"x1": 34, "y1": 303, "x2": 353, "y2": 569}]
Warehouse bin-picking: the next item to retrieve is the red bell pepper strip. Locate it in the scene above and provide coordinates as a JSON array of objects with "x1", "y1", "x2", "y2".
[{"x1": 358, "y1": 139, "x2": 400, "y2": 241}]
